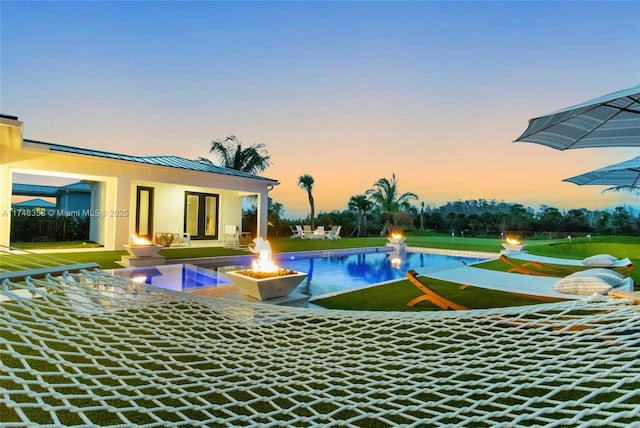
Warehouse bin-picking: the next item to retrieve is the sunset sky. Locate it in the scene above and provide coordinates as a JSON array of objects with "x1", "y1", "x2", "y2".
[{"x1": 2, "y1": 1, "x2": 639, "y2": 219}]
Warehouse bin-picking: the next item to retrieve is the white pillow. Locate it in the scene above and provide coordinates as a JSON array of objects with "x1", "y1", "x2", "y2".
[
  {"x1": 582, "y1": 254, "x2": 617, "y2": 267},
  {"x1": 572, "y1": 268, "x2": 625, "y2": 286},
  {"x1": 553, "y1": 271, "x2": 615, "y2": 296}
]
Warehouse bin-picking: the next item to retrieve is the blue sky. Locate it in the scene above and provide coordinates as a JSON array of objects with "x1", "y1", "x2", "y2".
[{"x1": 2, "y1": 1, "x2": 639, "y2": 218}]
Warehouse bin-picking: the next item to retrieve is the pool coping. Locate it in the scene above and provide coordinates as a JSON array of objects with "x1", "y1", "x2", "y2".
[
  {"x1": 166, "y1": 246, "x2": 398, "y2": 267},
  {"x1": 168, "y1": 245, "x2": 499, "y2": 267},
  {"x1": 406, "y1": 246, "x2": 499, "y2": 260}
]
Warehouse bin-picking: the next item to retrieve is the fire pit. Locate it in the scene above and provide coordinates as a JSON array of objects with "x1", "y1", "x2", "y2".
[
  {"x1": 225, "y1": 238, "x2": 306, "y2": 301},
  {"x1": 119, "y1": 235, "x2": 165, "y2": 267},
  {"x1": 123, "y1": 244, "x2": 162, "y2": 258},
  {"x1": 387, "y1": 233, "x2": 405, "y2": 245},
  {"x1": 387, "y1": 232, "x2": 407, "y2": 253},
  {"x1": 502, "y1": 237, "x2": 526, "y2": 252}
]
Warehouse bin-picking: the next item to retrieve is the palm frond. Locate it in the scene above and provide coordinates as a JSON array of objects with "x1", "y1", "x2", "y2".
[{"x1": 602, "y1": 186, "x2": 640, "y2": 196}]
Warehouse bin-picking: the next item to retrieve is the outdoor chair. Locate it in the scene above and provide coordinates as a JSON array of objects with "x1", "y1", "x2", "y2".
[
  {"x1": 499, "y1": 252, "x2": 635, "y2": 276},
  {"x1": 312, "y1": 226, "x2": 325, "y2": 239},
  {"x1": 326, "y1": 225, "x2": 342, "y2": 240},
  {"x1": 302, "y1": 225, "x2": 313, "y2": 239},
  {"x1": 223, "y1": 225, "x2": 239, "y2": 245},
  {"x1": 168, "y1": 224, "x2": 191, "y2": 247},
  {"x1": 290, "y1": 225, "x2": 303, "y2": 239}
]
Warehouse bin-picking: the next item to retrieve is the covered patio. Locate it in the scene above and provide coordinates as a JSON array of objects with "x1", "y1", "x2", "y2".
[{"x1": 1, "y1": 115, "x2": 278, "y2": 250}]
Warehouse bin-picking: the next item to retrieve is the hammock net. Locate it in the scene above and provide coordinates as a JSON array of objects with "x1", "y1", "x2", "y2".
[{"x1": 1, "y1": 268, "x2": 639, "y2": 427}]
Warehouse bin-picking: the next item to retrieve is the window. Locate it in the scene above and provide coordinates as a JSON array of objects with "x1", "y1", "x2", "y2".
[{"x1": 136, "y1": 186, "x2": 154, "y2": 240}]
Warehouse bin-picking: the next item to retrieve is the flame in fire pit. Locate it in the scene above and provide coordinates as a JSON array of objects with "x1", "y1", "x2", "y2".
[
  {"x1": 131, "y1": 234, "x2": 152, "y2": 245},
  {"x1": 505, "y1": 237, "x2": 521, "y2": 245},
  {"x1": 250, "y1": 237, "x2": 279, "y2": 273}
]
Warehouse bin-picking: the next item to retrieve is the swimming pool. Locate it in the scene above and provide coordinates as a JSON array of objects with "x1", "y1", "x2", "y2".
[
  {"x1": 109, "y1": 248, "x2": 488, "y2": 298},
  {"x1": 110, "y1": 264, "x2": 229, "y2": 292},
  {"x1": 204, "y1": 248, "x2": 487, "y2": 297}
]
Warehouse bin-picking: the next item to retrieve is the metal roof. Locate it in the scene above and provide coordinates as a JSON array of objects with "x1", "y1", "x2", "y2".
[
  {"x1": 58, "y1": 182, "x2": 91, "y2": 192},
  {"x1": 23, "y1": 139, "x2": 279, "y2": 184},
  {"x1": 13, "y1": 182, "x2": 91, "y2": 196},
  {"x1": 12, "y1": 198, "x2": 56, "y2": 208},
  {"x1": 12, "y1": 183, "x2": 59, "y2": 197}
]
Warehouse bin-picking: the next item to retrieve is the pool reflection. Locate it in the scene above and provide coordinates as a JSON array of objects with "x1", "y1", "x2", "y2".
[{"x1": 266, "y1": 251, "x2": 486, "y2": 297}]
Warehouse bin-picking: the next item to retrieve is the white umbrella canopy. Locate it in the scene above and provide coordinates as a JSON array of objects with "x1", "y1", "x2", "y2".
[
  {"x1": 515, "y1": 84, "x2": 640, "y2": 150},
  {"x1": 563, "y1": 155, "x2": 640, "y2": 188}
]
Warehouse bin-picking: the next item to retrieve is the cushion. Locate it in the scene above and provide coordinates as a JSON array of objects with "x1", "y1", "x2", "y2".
[
  {"x1": 572, "y1": 268, "x2": 625, "y2": 286},
  {"x1": 582, "y1": 254, "x2": 617, "y2": 267},
  {"x1": 553, "y1": 271, "x2": 617, "y2": 296}
]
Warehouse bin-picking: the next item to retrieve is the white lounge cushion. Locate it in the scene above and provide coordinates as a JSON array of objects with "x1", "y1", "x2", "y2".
[
  {"x1": 582, "y1": 254, "x2": 617, "y2": 267},
  {"x1": 553, "y1": 269, "x2": 625, "y2": 296}
]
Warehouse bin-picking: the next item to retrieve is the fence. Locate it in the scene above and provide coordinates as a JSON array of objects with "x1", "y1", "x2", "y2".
[{"x1": 9, "y1": 214, "x2": 90, "y2": 242}]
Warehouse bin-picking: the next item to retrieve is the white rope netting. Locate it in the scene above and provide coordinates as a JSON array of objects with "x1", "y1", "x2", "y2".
[{"x1": 1, "y1": 269, "x2": 639, "y2": 427}]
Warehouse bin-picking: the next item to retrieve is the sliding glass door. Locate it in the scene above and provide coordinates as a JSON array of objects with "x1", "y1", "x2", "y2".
[{"x1": 184, "y1": 192, "x2": 219, "y2": 240}]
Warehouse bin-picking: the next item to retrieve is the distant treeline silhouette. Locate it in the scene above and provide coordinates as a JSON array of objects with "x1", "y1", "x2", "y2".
[{"x1": 250, "y1": 198, "x2": 639, "y2": 238}]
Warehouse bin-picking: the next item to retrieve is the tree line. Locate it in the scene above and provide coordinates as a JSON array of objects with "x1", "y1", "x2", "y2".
[
  {"x1": 206, "y1": 135, "x2": 639, "y2": 238},
  {"x1": 255, "y1": 196, "x2": 639, "y2": 239}
]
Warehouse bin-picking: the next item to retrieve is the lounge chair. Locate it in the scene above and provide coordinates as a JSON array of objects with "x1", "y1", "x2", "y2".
[
  {"x1": 500, "y1": 252, "x2": 635, "y2": 276},
  {"x1": 302, "y1": 225, "x2": 313, "y2": 239},
  {"x1": 326, "y1": 226, "x2": 342, "y2": 240},
  {"x1": 406, "y1": 269, "x2": 469, "y2": 310},
  {"x1": 411, "y1": 261, "x2": 634, "y2": 302}
]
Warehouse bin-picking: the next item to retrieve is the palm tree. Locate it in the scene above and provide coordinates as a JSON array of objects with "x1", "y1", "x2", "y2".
[
  {"x1": 297, "y1": 174, "x2": 315, "y2": 229},
  {"x1": 366, "y1": 174, "x2": 418, "y2": 236},
  {"x1": 602, "y1": 185, "x2": 640, "y2": 196},
  {"x1": 348, "y1": 194, "x2": 371, "y2": 237},
  {"x1": 209, "y1": 135, "x2": 271, "y2": 174}
]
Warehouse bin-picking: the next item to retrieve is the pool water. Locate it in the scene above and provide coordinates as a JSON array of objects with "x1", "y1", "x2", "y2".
[
  {"x1": 287, "y1": 251, "x2": 484, "y2": 296},
  {"x1": 204, "y1": 249, "x2": 486, "y2": 297},
  {"x1": 110, "y1": 249, "x2": 487, "y2": 298},
  {"x1": 110, "y1": 264, "x2": 231, "y2": 292}
]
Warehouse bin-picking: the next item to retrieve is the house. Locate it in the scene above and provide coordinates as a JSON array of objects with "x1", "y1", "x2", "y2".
[
  {"x1": 13, "y1": 182, "x2": 91, "y2": 216},
  {"x1": 11, "y1": 198, "x2": 57, "y2": 213},
  {"x1": 1, "y1": 115, "x2": 279, "y2": 249},
  {"x1": 56, "y1": 182, "x2": 92, "y2": 215}
]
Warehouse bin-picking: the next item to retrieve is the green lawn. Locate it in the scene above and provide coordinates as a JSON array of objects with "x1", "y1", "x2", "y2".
[
  {"x1": 11, "y1": 240, "x2": 104, "y2": 250},
  {"x1": 312, "y1": 276, "x2": 566, "y2": 311}
]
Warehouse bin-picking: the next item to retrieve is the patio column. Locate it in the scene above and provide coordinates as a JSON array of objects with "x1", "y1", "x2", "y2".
[
  {"x1": 256, "y1": 190, "x2": 269, "y2": 239},
  {"x1": 0, "y1": 116, "x2": 23, "y2": 248},
  {"x1": 0, "y1": 165, "x2": 11, "y2": 248}
]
